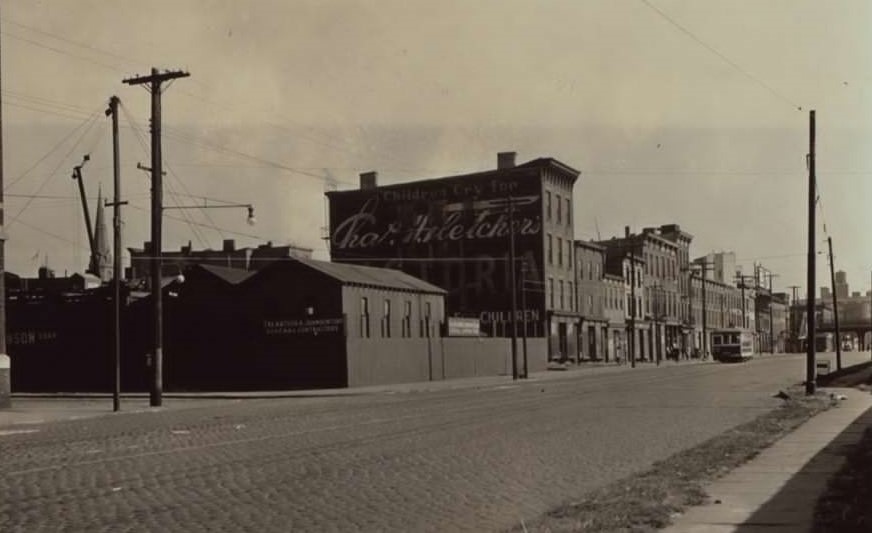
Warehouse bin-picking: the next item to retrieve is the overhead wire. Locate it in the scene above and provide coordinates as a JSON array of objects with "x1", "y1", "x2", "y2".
[
  {"x1": 0, "y1": 15, "x2": 146, "y2": 67},
  {"x1": 4, "y1": 106, "x2": 104, "y2": 191},
  {"x1": 4, "y1": 15, "x2": 393, "y2": 181},
  {"x1": 126, "y1": 203, "x2": 269, "y2": 242},
  {"x1": 119, "y1": 102, "x2": 211, "y2": 248},
  {"x1": 638, "y1": 0, "x2": 804, "y2": 112},
  {"x1": 7, "y1": 109, "x2": 104, "y2": 227},
  {"x1": 0, "y1": 29, "x2": 125, "y2": 74}
]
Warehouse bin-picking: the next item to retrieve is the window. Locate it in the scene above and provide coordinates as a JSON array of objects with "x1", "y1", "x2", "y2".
[
  {"x1": 360, "y1": 297, "x2": 370, "y2": 338},
  {"x1": 557, "y1": 237, "x2": 563, "y2": 267},
  {"x1": 402, "y1": 300, "x2": 412, "y2": 338},
  {"x1": 559, "y1": 280, "x2": 564, "y2": 309},
  {"x1": 565, "y1": 198, "x2": 571, "y2": 226},
  {"x1": 568, "y1": 281, "x2": 574, "y2": 311},
  {"x1": 546, "y1": 191, "x2": 552, "y2": 221},
  {"x1": 556, "y1": 194, "x2": 562, "y2": 223},
  {"x1": 549, "y1": 277, "x2": 554, "y2": 308},
  {"x1": 587, "y1": 294, "x2": 593, "y2": 312},
  {"x1": 566, "y1": 242, "x2": 572, "y2": 270},
  {"x1": 381, "y1": 299, "x2": 391, "y2": 338},
  {"x1": 548, "y1": 234, "x2": 553, "y2": 265}
]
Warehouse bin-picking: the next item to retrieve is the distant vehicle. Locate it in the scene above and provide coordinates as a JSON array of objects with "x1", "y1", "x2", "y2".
[{"x1": 710, "y1": 328, "x2": 755, "y2": 362}]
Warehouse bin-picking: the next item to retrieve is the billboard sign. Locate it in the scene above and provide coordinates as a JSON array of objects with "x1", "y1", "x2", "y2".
[{"x1": 328, "y1": 171, "x2": 545, "y2": 320}]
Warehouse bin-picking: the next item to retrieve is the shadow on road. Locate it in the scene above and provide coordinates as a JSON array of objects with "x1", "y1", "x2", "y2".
[{"x1": 736, "y1": 403, "x2": 872, "y2": 532}]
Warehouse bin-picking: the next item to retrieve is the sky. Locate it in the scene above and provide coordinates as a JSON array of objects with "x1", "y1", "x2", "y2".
[{"x1": 2, "y1": 0, "x2": 871, "y2": 298}]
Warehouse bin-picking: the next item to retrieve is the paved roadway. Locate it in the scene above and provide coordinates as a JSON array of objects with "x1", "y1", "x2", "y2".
[{"x1": 0, "y1": 351, "x2": 868, "y2": 532}]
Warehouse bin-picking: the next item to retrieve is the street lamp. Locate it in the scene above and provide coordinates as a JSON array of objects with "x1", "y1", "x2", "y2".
[
  {"x1": 164, "y1": 201, "x2": 256, "y2": 226},
  {"x1": 683, "y1": 261, "x2": 713, "y2": 360}
]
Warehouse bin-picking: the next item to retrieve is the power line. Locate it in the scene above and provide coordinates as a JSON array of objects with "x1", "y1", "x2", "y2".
[
  {"x1": 3, "y1": 17, "x2": 402, "y2": 172},
  {"x1": 3, "y1": 99, "x2": 94, "y2": 122},
  {"x1": 161, "y1": 126, "x2": 354, "y2": 185},
  {"x1": 8, "y1": 111, "x2": 103, "y2": 227},
  {"x1": 126, "y1": 203, "x2": 269, "y2": 242},
  {"x1": 9, "y1": 216, "x2": 88, "y2": 250},
  {"x1": 4, "y1": 106, "x2": 103, "y2": 191},
  {"x1": 638, "y1": 0, "x2": 804, "y2": 112},
  {"x1": 0, "y1": 29, "x2": 125, "y2": 74},
  {"x1": 0, "y1": 16, "x2": 146, "y2": 67},
  {"x1": 119, "y1": 103, "x2": 211, "y2": 248}
]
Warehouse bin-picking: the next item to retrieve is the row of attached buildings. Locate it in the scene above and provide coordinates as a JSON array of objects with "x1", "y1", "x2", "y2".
[
  {"x1": 7, "y1": 151, "x2": 796, "y2": 392},
  {"x1": 324, "y1": 152, "x2": 791, "y2": 365}
]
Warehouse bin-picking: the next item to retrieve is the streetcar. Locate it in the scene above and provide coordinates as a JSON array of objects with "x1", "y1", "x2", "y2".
[{"x1": 710, "y1": 328, "x2": 756, "y2": 362}]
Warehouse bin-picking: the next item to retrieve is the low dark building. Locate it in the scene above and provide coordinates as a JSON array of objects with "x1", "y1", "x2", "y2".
[{"x1": 164, "y1": 259, "x2": 446, "y2": 390}]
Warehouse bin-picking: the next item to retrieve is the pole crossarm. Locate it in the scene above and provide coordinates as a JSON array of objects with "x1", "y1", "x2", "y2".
[{"x1": 123, "y1": 70, "x2": 190, "y2": 89}]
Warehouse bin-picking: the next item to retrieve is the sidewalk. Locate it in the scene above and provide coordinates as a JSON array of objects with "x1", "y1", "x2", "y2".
[
  {"x1": 662, "y1": 386, "x2": 872, "y2": 533},
  {"x1": 0, "y1": 357, "x2": 709, "y2": 430}
]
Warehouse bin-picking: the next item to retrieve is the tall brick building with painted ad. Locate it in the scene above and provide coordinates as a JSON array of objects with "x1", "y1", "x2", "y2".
[{"x1": 327, "y1": 152, "x2": 581, "y2": 359}]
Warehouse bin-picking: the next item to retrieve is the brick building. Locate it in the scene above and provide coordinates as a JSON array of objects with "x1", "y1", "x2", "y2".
[
  {"x1": 574, "y1": 240, "x2": 607, "y2": 361},
  {"x1": 326, "y1": 152, "x2": 581, "y2": 361},
  {"x1": 598, "y1": 227, "x2": 680, "y2": 362}
]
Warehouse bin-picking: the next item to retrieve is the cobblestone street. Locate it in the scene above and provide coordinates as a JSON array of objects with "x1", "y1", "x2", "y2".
[{"x1": 1, "y1": 352, "x2": 866, "y2": 532}]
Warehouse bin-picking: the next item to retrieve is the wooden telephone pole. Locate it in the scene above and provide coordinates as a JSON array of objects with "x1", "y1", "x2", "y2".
[
  {"x1": 788, "y1": 285, "x2": 801, "y2": 352},
  {"x1": 105, "y1": 96, "x2": 127, "y2": 411},
  {"x1": 0, "y1": 5, "x2": 9, "y2": 409},
  {"x1": 805, "y1": 110, "x2": 816, "y2": 395},
  {"x1": 122, "y1": 68, "x2": 189, "y2": 407}
]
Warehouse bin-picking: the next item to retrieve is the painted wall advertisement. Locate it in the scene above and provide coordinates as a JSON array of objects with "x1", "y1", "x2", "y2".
[
  {"x1": 328, "y1": 172, "x2": 545, "y2": 325},
  {"x1": 263, "y1": 318, "x2": 345, "y2": 337}
]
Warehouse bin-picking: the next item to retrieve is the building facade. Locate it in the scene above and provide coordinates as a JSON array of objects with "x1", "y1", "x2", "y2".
[
  {"x1": 575, "y1": 240, "x2": 607, "y2": 361},
  {"x1": 326, "y1": 152, "x2": 581, "y2": 360},
  {"x1": 603, "y1": 273, "x2": 627, "y2": 362},
  {"x1": 658, "y1": 224, "x2": 694, "y2": 356},
  {"x1": 598, "y1": 227, "x2": 680, "y2": 362}
]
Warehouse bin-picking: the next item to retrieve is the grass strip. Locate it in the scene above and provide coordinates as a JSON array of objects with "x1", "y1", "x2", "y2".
[
  {"x1": 515, "y1": 387, "x2": 835, "y2": 533},
  {"x1": 812, "y1": 366, "x2": 872, "y2": 533},
  {"x1": 812, "y1": 425, "x2": 872, "y2": 533}
]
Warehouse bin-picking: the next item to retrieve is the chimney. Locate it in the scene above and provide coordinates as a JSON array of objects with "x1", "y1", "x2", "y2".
[
  {"x1": 223, "y1": 239, "x2": 235, "y2": 252},
  {"x1": 624, "y1": 226, "x2": 630, "y2": 238},
  {"x1": 497, "y1": 152, "x2": 517, "y2": 169},
  {"x1": 360, "y1": 171, "x2": 378, "y2": 190}
]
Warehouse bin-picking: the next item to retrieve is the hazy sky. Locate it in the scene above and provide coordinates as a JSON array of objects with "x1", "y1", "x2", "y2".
[{"x1": 3, "y1": 0, "x2": 871, "y2": 297}]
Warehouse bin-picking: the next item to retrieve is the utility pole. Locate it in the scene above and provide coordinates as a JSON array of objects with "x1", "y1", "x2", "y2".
[
  {"x1": 628, "y1": 252, "x2": 637, "y2": 368},
  {"x1": 735, "y1": 274, "x2": 755, "y2": 329},
  {"x1": 788, "y1": 285, "x2": 801, "y2": 352},
  {"x1": 805, "y1": 110, "x2": 817, "y2": 395},
  {"x1": 768, "y1": 272, "x2": 778, "y2": 354},
  {"x1": 700, "y1": 263, "x2": 711, "y2": 359},
  {"x1": 507, "y1": 196, "x2": 518, "y2": 380},
  {"x1": 0, "y1": 7, "x2": 9, "y2": 409},
  {"x1": 520, "y1": 260, "x2": 528, "y2": 378},
  {"x1": 123, "y1": 68, "x2": 190, "y2": 407},
  {"x1": 105, "y1": 96, "x2": 127, "y2": 411},
  {"x1": 827, "y1": 237, "x2": 842, "y2": 370}
]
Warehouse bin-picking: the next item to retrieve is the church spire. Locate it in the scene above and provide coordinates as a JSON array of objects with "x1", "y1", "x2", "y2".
[{"x1": 89, "y1": 184, "x2": 112, "y2": 281}]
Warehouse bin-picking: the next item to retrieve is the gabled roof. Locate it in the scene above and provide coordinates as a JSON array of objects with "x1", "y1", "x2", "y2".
[
  {"x1": 196, "y1": 264, "x2": 257, "y2": 285},
  {"x1": 294, "y1": 257, "x2": 446, "y2": 295}
]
